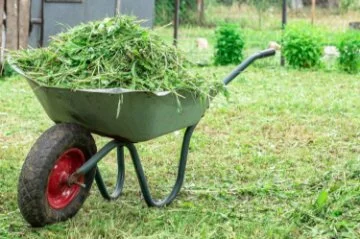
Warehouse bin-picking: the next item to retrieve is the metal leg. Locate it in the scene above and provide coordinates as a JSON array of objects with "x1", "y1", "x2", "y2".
[
  {"x1": 126, "y1": 125, "x2": 197, "y2": 207},
  {"x1": 95, "y1": 146, "x2": 125, "y2": 200},
  {"x1": 76, "y1": 140, "x2": 120, "y2": 175},
  {"x1": 70, "y1": 125, "x2": 197, "y2": 206}
]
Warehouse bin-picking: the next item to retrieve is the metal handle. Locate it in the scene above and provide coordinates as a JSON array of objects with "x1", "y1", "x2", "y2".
[{"x1": 222, "y1": 48, "x2": 276, "y2": 85}]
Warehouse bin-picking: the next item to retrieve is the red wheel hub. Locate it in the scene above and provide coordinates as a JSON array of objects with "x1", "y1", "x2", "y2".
[{"x1": 47, "y1": 148, "x2": 85, "y2": 209}]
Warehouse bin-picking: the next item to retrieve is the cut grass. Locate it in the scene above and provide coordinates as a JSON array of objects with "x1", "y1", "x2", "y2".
[
  {"x1": 10, "y1": 17, "x2": 223, "y2": 99},
  {"x1": 1, "y1": 64, "x2": 359, "y2": 238}
]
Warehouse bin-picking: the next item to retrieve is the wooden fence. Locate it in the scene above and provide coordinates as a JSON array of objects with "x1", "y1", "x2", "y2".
[{"x1": 1, "y1": 0, "x2": 30, "y2": 51}]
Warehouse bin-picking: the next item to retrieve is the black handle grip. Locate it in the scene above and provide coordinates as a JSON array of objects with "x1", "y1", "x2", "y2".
[
  {"x1": 222, "y1": 48, "x2": 276, "y2": 85},
  {"x1": 258, "y1": 48, "x2": 277, "y2": 58}
]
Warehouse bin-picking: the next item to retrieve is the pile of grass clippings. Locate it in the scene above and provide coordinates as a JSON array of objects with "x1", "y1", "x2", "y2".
[{"x1": 10, "y1": 16, "x2": 223, "y2": 98}]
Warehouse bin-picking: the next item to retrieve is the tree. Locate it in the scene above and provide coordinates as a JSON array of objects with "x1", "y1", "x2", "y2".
[{"x1": 197, "y1": 0, "x2": 205, "y2": 25}]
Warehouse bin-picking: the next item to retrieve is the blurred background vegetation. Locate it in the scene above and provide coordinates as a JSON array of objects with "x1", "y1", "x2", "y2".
[{"x1": 155, "y1": 0, "x2": 360, "y2": 27}]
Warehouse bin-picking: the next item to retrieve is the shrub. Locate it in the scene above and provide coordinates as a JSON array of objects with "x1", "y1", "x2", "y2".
[
  {"x1": 338, "y1": 30, "x2": 360, "y2": 74},
  {"x1": 1, "y1": 62, "x2": 16, "y2": 77},
  {"x1": 282, "y1": 22, "x2": 323, "y2": 69},
  {"x1": 214, "y1": 24, "x2": 245, "y2": 65}
]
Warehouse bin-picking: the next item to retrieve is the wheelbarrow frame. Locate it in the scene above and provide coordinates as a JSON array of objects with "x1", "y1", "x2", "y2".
[{"x1": 76, "y1": 125, "x2": 197, "y2": 205}]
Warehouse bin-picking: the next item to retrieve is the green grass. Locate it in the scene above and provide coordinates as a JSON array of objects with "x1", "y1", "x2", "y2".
[{"x1": 1, "y1": 63, "x2": 359, "y2": 238}]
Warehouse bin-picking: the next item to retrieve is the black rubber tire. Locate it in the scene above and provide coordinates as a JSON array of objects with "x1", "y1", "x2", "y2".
[{"x1": 18, "y1": 123, "x2": 97, "y2": 227}]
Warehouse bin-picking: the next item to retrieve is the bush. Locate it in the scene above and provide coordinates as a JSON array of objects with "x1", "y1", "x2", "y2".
[
  {"x1": 214, "y1": 24, "x2": 245, "y2": 65},
  {"x1": 1, "y1": 62, "x2": 16, "y2": 77},
  {"x1": 338, "y1": 31, "x2": 360, "y2": 74},
  {"x1": 282, "y1": 22, "x2": 323, "y2": 68}
]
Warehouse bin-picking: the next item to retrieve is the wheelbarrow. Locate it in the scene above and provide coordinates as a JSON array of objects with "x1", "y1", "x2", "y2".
[{"x1": 12, "y1": 49, "x2": 276, "y2": 227}]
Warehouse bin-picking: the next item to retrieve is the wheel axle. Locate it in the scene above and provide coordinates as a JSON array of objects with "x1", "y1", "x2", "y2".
[{"x1": 67, "y1": 174, "x2": 86, "y2": 188}]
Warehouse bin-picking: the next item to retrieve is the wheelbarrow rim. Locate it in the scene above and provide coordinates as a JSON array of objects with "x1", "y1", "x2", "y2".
[{"x1": 46, "y1": 148, "x2": 85, "y2": 209}]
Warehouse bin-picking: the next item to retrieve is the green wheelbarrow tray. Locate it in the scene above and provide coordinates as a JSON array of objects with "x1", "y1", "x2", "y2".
[{"x1": 12, "y1": 66, "x2": 209, "y2": 143}]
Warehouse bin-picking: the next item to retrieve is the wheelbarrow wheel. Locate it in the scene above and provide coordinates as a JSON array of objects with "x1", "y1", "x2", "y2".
[{"x1": 17, "y1": 123, "x2": 97, "y2": 227}]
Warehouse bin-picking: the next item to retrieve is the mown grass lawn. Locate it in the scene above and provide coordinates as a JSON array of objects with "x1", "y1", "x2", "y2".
[{"x1": 1, "y1": 61, "x2": 359, "y2": 238}]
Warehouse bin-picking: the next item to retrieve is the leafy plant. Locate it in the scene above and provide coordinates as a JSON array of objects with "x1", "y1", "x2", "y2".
[
  {"x1": 1, "y1": 62, "x2": 16, "y2": 77},
  {"x1": 214, "y1": 24, "x2": 245, "y2": 65},
  {"x1": 338, "y1": 30, "x2": 360, "y2": 74},
  {"x1": 282, "y1": 22, "x2": 323, "y2": 69}
]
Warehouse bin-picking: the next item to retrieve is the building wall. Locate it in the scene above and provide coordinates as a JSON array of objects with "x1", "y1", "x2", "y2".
[
  {"x1": 120, "y1": 0, "x2": 154, "y2": 27},
  {"x1": 29, "y1": 0, "x2": 42, "y2": 47},
  {"x1": 29, "y1": 0, "x2": 155, "y2": 47}
]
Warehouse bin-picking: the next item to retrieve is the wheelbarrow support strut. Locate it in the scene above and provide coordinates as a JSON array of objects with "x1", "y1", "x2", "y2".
[
  {"x1": 70, "y1": 125, "x2": 197, "y2": 207},
  {"x1": 69, "y1": 48, "x2": 276, "y2": 207}
]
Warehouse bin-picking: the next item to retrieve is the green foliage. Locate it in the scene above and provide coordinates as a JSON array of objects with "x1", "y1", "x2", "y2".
[
  {"x1": 155, "y1": 0, "x2": 197, "y2": 25},
  {"x1": 338, "y1": 30, "x2": 360, "y2": 74},
  {"x1": 154, "y1": 0, "x2": 173, "y2": 25},
  {"x1": 214, "y1": 24, "x2": 245, "y2": 65},
  {"x1": 340, "y1": 0, "x2": 360, "y2": 13},
  {"x1": 1, "y1": 62, "x2": 17, "y2": 78},
  {"x1": 282, "y1": 22, "x2": 323, "y2": 69},
  {"x1": 314, "y1": 190, "x2": 329, "y2": 211}
]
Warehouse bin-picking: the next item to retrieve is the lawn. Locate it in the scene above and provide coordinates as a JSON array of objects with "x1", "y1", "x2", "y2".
[{"x1": 1, "y1": 60, "x2": 359, "y2": 238}]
